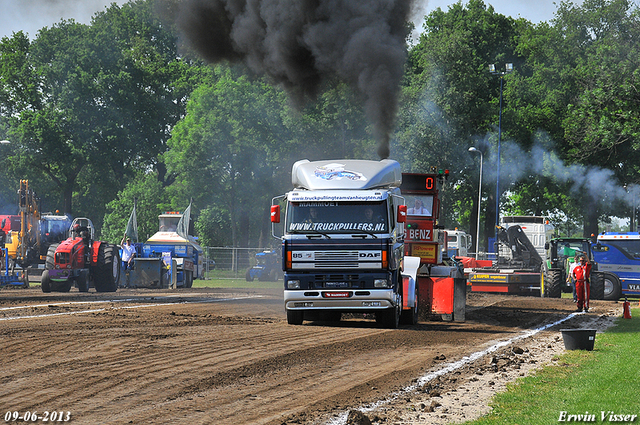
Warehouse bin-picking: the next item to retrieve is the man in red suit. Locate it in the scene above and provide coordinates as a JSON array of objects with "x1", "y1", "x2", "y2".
[{"x1": 572, "y1": 255, "x2": 592, "y2": 312}]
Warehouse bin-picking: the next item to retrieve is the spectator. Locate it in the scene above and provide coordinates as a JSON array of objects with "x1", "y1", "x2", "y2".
[
  {"x1": 121, "y1": 235, "x2": 136, "y2": 272},
  {"x1": 566, "y1": 253, "x2": 580, "y2": 303}
]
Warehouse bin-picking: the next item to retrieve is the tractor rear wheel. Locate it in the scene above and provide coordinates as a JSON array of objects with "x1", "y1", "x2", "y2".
[
  {"x1": 94, "y1": 243, "x2": 120, "y2": 292},
  {"x1": 42, "y1": 244, "x2": 67, "y2": 292},
  {"x1": 45, "y1": 244, "x2": 58, "y2": 270},
  {"x1": 544, "y1": 269, "x2": 563, "y2": 298}
]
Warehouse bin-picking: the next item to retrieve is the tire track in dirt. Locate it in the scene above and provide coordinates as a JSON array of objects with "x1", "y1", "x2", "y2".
[
  {"x1": 0, "y1": 288, "x2": 598, "y2": 425},
  {"x1": 1, "y1": 301, "x2": 395, "y2": 424}
]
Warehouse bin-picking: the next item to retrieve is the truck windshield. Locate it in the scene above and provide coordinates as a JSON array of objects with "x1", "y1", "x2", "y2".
[
  {"x1": 557, "y1": 240, "x2": 592, "y2": 257},
  {"x1": 159, "y1": 216, "x2": 180, "y2": 232},
  {"x1": 406, "y1": 195, "x2": 434, "y2": 217},
  {"x1": 286, "y1": 201, "x2": 389, "y2": 234},
  {"x1": 605, "y1": 240, "x2": 640, "y2": 259},
  {"x1": 42, "y1": 219, "x2": 71, "y2": 239}
]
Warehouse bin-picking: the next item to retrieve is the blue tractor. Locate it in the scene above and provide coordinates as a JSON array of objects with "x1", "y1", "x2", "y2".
[{"x1": 246, "y1": 250, "x2": 280, "y2": 282}]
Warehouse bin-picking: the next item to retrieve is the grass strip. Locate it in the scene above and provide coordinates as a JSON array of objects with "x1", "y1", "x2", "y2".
[
  {"x1": 192, "y1": 278, "x2": 281, "y2": 289},
  {"x1": 467, "y1": 306, "x2": 640, "y2": 425}
]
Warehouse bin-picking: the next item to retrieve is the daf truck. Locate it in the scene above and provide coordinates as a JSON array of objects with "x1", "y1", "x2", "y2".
[{"x1": 271, "y1": 159, "x2": 465, "y2": 328}]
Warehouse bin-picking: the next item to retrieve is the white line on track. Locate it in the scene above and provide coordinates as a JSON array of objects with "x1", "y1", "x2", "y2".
[
  {"x1": 325, "y1": 311, "x2": 585, "y2": 425},
  {"x1": 0, "y1": 295, "x2": 263, "y2": 321},
  {"x1": 0, "y1": 299, "x2": 136, "y2": 311}
]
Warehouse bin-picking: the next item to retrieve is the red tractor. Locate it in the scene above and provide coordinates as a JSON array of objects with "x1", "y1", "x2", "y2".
[{"x1": 41, "y1": 218, "x2": 120, "y2": 293}]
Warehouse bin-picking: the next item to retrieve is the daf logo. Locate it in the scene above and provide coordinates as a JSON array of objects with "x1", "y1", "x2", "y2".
[{"x1": 359, "y1": 252, "x2": 381, "y2": 258}]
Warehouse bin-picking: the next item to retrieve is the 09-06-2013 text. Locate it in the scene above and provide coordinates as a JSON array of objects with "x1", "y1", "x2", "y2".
[{"x1": 4, "y1": 411, "x2": 71, "y2": 422}]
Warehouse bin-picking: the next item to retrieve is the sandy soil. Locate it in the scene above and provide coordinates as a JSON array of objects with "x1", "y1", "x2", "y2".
[
  {"x1": 0, "y1": 287, "x2": 622, "y2": 425},
  {"x1": 340, "y1": 308, "x2": 619, "y2": 425}
]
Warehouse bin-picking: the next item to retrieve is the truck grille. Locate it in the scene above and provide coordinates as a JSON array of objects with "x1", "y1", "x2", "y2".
[
  {"x1": 288, "y1": 246, "x2": 384, "y2": 270},
  {"x1": 314, "y1": 251, "x2": 359, "y2": 261},
  {"x1": 315, "y1": 262, "x2": 359, "y2": 269},
  {"x1": 313, "y1": 251, "x2": 359, "y2": 268}
]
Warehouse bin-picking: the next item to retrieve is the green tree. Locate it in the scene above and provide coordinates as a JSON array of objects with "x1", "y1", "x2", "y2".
[
  {"x1": 164, "y1": 67, "x2": 291, "y2": 248},
  {"x1": 511, "y1": 0, "x2": 640, "y2": 236},
  {"x1": 398, "y1": 0, "x2": 525, "y2": 247},
  {"x1": 102, "y1": 172, "x2": 167, "y2": 243},
  {"x1": 0, "y1": 1, "x2": 203, "y2": 229}
]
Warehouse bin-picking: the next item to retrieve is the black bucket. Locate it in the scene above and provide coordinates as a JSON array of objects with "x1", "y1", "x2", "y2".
[{"x1": 560, "y1": 329, "x2": 597, "y2": 351}]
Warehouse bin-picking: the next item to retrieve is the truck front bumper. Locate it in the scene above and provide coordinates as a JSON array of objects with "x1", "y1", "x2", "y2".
[{"x1": 284, "y1": 288, "x2": 397, "y2": 311}]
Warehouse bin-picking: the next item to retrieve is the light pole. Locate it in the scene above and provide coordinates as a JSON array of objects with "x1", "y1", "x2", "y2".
[
  {"x1": 625, "y1": 185, "x2": 636, "y2": 232},
  {"x1": 469, "y1": 147, "x2": 483, "y2": 257},
  {"x1": 489, "y1": 63, "x2": 513, "y2": 255},
  {"x1": 632, "y1": 187, "x2": 637, "y2": 233}
]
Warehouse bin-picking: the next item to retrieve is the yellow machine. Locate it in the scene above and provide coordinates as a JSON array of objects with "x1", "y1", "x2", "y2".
[
  {"x1": 3, "y1": 181, "x2": 71, "y2": 270},
  {"x1": 17, "y1": 180, "x2": 41, "y2": 266}
]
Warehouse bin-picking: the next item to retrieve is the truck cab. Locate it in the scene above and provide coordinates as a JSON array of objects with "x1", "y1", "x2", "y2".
[
  {"x1": 272, "y1": 159, "x2": 413, "y2": 328},
  {"x1": 446, "y1": 230, "x2": 473, "y2": 258},
  {"x1": 138, "y1": 211, "x2": 204, "y2": 288},
  {"x1": 499, "y1": 216, "x2": 554, "y2": 265},
  {"x1": 593, "y1": 232, "x2": 640, "y2": 300}
]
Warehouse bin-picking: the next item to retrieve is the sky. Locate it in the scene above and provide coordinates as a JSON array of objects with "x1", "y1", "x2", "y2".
[
  {"x1": 419, "y1": 0, "x2": 563, "y2": 24},
  {"x1": 0, "y1": 0, "x2": 563, "y2": 41},
  {"x1": 0, "y1": 0, "x2": 128, "y2": 39}
]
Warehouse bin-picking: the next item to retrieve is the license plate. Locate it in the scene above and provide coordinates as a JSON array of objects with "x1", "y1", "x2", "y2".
[
  {"x1": 326, "y1": 281, "x2": 348, "y2": 288},
  {"x1": 323, "y1": 291, "x2": 351, "y2": 298}
]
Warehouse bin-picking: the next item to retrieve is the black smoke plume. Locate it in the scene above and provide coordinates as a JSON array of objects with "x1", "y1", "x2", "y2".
[{"x1": 176, "y1": 0, "x2": 414, "y2": 159}]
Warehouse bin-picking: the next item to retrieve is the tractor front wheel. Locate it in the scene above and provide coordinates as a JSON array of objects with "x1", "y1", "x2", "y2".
[
  {"x1": 77, "y1": 270, "x2": 90, "y2": 293},
  {"x1": 590, "y1": 272, "x2": 605, "y2": 300},
  {"x1": 41, "y1": 270, "x2": 51, "y2": 293}
]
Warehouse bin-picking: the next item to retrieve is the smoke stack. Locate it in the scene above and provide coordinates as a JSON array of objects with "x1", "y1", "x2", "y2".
[{"x1": 176, "y1": 0, "x2": 413, "y2": 159}]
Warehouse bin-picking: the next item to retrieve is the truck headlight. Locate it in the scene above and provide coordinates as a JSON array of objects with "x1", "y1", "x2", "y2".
[
  {"x1": 374, "y1": 279, "x2": 389, "y2": 288},
  {"x1": 287, "y1": 280, "x2": 301, "y2": 289}
]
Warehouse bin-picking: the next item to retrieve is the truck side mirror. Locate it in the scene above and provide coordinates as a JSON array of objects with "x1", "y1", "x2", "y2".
[
  {"x1": 397, "y1": 205, "x2": 407, "y2": 223},
  {"x1": 271, "y1": 205, "x2": 281, "y2": 223}
]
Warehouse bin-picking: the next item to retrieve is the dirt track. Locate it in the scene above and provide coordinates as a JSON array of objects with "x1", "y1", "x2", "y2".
[{"x1": 0, "y1": 286, "x2": 621, "y2": 425}]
